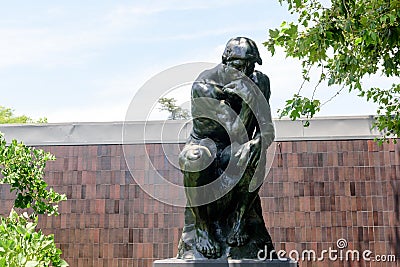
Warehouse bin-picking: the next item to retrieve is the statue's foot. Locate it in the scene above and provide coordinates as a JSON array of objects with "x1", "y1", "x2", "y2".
[
  {"x1": 227, "y1": 221, "x2": 249, "y2": 247},
  {"x1": 195, "y1": 228, "x2": 221, "y2": 258}
]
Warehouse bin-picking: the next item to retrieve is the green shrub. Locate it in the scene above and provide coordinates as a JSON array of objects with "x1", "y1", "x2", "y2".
[
  {"x1": 0, "y1": 210, "x2": 68, "y2": 267},
  {"x1": 0, "y1": 132, "x2": 68, "y2": 266}
]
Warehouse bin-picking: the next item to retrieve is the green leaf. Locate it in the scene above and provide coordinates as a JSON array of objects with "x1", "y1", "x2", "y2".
[
  {"x1": 41, "y1": 240, "x2": 53, "y2": 250},
  {"x1": 269, "y1": 29, "x2": 279, "y2": 38},
  {"x1": 370, "y1": 32, "x2": 377, "y2": 42},
  {"x1": 16, "y1": 226, "x2": 27, "y2": 235},
  {"x1": 60, "y1": 259, "x2": 70, "y2": 267}
]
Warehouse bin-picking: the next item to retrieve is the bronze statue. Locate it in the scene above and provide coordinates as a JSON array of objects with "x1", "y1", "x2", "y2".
[{"x1": 177, "y1": 37, "x2": 276, "y2": 259}]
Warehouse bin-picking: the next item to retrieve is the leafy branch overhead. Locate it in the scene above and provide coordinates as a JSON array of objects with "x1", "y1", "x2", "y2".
[{"x1": 265, "y1": 0, "x2": 400, "y2": 143}]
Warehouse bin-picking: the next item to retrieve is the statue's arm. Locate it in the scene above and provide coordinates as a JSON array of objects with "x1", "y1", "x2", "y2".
[
  {"x1": 251, "y1": 72, "x2": 275, "y2": 149},
  {"x1": 191, "y1": 81, "x2": 247, "y2": 140},
  {"x1": 223, "y1": 72, "x2": 274, "y2": 166},
  {"x1": 223, "y1": 73, "x2": 275, "y2": 148}
]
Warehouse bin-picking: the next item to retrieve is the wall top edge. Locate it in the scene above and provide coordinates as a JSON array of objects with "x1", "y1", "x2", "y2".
[{"x1": 0, "y1": 116, "x2": 382, "y2": 145}]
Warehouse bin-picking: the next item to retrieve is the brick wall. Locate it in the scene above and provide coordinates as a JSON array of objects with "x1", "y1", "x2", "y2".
[{"x1": 0, "y1": 140, "x2": 399, "y2": 267}]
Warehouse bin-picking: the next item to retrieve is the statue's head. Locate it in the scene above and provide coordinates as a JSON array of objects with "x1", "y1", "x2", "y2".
[{"x1": 222, "y1": 37, "x2": 262, "y2": 76}]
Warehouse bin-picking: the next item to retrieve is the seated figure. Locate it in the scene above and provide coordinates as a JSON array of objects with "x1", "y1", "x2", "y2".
[{"x1": 177, "y1": 37, "x2": 276, "y2": 259}]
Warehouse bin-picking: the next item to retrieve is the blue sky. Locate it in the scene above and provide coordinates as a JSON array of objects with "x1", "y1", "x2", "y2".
[{"x1": 0, "y1": 0, "x2": 392, "y2": 122}]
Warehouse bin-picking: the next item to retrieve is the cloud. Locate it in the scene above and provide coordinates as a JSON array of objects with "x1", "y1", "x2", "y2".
[
  {"x1": 104, "y1": 1, "x2": 211, "y2": 29},
  {"x1": 105, "y1": 0, "x2": 265, "y2": 28},
  {"x1": 107, "y1": 0, "x2": 257, "y2": 16},
  {"x1": 0, "y1": 0, "x2": 270, "y2": 69},
  {"x1": 0, "y1": 5, "x2": 141, "y2": 68},
  {"x1": 0, "y1": 27, "x2": 107, "y2": 68}
]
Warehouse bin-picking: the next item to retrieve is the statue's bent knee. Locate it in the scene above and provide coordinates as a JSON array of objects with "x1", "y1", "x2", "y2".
[{"x1": 179, "y1": 145, "x2": 214, "y2": 172}]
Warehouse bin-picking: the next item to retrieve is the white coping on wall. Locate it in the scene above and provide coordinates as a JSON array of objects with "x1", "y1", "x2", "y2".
[{"x1": 0, "y1": 116, "x2": 381, "y2": 146}]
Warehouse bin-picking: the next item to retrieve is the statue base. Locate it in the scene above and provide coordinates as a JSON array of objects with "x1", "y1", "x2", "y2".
[{"x1": 153, "y1": 258, "x2": 298, "y2": 267}]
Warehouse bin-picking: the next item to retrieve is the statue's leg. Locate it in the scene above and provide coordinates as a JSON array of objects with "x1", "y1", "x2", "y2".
[
  {"x1": 179, "y1": 144, "x2": 221, "y2": 258},
  {"x1": 227, "y1": 182, "x2": 260, "y2": 246},
  {"x1": 227, "y1": 149, "x2": 265, "y2": 247}
]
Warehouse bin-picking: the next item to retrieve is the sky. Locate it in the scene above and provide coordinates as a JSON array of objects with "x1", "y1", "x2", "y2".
[{"x1": 0, "y1": 0, "x2": 395, "y2": 123}]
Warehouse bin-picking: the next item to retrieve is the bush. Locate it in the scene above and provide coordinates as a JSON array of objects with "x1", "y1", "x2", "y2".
[
  {"x1": 0, "y1": 132, "x2": 68, "y2": 266},
  {"x1": 0, "y1": 210, "x2": 68, "y2": 267}
]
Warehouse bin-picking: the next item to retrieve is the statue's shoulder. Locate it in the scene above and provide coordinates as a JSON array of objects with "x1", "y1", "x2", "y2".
[
  {"x1": 192, "y1": 64, "x2": 225, "y2": 97},
  {"x1": 196, "y1": 64, "x2": 224, "y2": 82},
  {"x1": 252, "y1": 70, "x2": 271, "y2": 102}
]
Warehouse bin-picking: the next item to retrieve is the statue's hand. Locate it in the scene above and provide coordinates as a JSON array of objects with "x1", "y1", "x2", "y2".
[
  {"x1": 223, "y1": 80, "x2": 255, "y2": 106},
  {"x1": 222, "y1": 80, "x2": 242, "y2": 96},
  {"x1": 234, "y1": 137, "x2": 261, "y2": 167}
]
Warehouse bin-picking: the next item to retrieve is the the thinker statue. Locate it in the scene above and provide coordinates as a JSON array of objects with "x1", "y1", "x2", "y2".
[{"x1": 177, "y1": 37, "x2": 277, "y2": 259}]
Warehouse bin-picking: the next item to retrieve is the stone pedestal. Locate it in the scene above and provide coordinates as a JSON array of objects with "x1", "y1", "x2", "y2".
[{"x1": 153, "y1": 259, "x2": 298, "y2": 267}]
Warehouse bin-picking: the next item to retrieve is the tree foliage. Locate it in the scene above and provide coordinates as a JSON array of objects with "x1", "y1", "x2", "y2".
[
  {"x1": 265, "y1": 0, "x2": 400, "y2": 143},
  {"x1": 158, "y1": 97, "x2": 190, "y2": 120},
  {"x1": 0, "y1": 106, "x2": 47, "y2": 124},
  {"x1": 0, "y1": 132, "x2": 68, "y2": 266}
]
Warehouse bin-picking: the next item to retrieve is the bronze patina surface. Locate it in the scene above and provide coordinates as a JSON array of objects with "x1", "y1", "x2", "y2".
[{"x1": 177, "y1": 37, "x2": 276, "y2": 260}]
